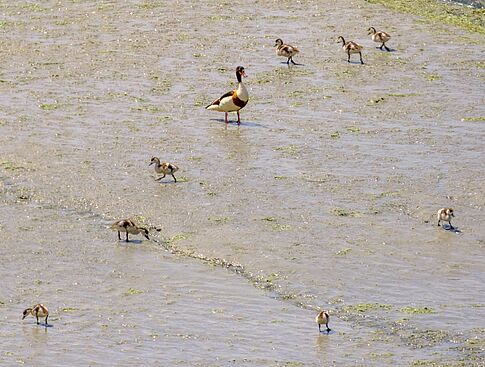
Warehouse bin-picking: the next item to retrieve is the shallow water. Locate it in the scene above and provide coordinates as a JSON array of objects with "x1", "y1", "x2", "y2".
[
  {"x1": 441, "y1": 0, "x2": 485, "y2": 9},
  {"x1": 0, "y1": 0, "x2": 484, "y2": 366}
]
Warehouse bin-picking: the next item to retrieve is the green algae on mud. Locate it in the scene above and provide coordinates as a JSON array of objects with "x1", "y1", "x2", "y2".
[
  {"x1": 124, "y1": 288, "x2": 144, "y2": 296},
  {"x1": 336, "y1": 248, "x2": 352, "y2": 256},
  {"x1": 365, "y1": 0, "x2": 485, "y2": 33},
  {"x1": 461, "y1": 116, "x2": 485, "y2": 122},
  {"x1": 399, "y1": 306, "x2": 435, "y2": 314},
  {"x1": 61, "y1": 307, "x2": 78, "y2": 312},
  {"x1": 343, "y1": 303, "x2": 393, "y2": 313},
  {"x1": 402, "y1": 329, "x2": 450, "y2": 348},
  {"x1": 38, "y1": 103, "x2": 59, "y2": 110},
  {"x1": 0, "y1": 159, "x2": 33, "y2": 172},
  {"x1": 331, "y1": 207, "x2": 362, "y2": 217}
]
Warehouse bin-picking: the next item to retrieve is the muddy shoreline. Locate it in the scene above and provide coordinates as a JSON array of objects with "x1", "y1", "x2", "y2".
[{"x1": 1, "y1": 0, "x2": 484, "y2": 365}]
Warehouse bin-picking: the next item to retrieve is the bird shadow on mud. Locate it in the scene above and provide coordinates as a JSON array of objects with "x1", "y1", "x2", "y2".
[
  {"x1": 155, "y1": 179, "x2": 177, "y2": 185},
  {"x1": 209, "y1": 118, "x2": 266, "y2": 128},
  {"x1": 279, "y1": 61, "x2": 305, "y2": 66},
  {"x1": 346, "y1": 60, "x2": 365, "y2": 65},
  {"x1": 119, "y1": 239, "x2": 144, "y2": 244},
  {"x1": 442, "y1": 225, "x2": 461, "y2": 234},
  {"x1": 376, "y1": 47, "x2": 397, "y2": 52},
  {"x1": 36, "y1": 323, "x2": 53, "y2": 328}
]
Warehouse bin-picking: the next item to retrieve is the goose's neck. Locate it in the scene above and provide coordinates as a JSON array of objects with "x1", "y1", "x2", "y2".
[{"x1": 236, "y1": 79, "x2": 248, "y2": 100}]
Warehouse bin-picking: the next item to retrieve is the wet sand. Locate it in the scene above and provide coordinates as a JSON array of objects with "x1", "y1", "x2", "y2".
[{"x1": 0, "y1": 0, "x2": 484, "y2": 366}]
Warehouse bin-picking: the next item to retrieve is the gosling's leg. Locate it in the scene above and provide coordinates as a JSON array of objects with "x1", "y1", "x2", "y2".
[
  {"x1": 286, "y1": 57, "x2": 290, "y2": 65},
  {"x1": 45, "y1": 315, "x2": 48, "y2": 326},
  {"x1": 449, "y1": 221, "x2": 454, "y2": 230},
  {"x1": 118, "y1": 231, "x2": 121, "y2": 240},
  {"x1": 171, "y1": 174, "x2": 177, "y2": 183},
  {"x1": 318, "y1": 324, "x2": 321, "y2": 332},
  {"x1": 290, "y1": 57, "x2": 297, "y2": 65},
  {"x1": 237, "y1": 111, "x2": 241, "y2": 125},
  {"x1": 326, "y1": 323, "x2": 331, "y2": 333},
  {"x1": 379, "y1": 43, "x2": 384, "y2": 50},
  {"x1": 125, "y1": 232, "x2": 129, "y2": 242},
  {"x1": 437, "y1": 220, "x2": 441, "y2": 227},
  {"x1": 384, "y1": 43, "x2": 390, "y2": 52},
  {"x1": 347, "y1": 52, "x2": 351, "y2": 63},
  {"x1": 155, "y1": 174, "x2": 166, "y2": 181},
  {"x1": 359, "y1": 52, "x2": 364, "y2": 64},
  {"x1": 224, "y1": 112, "x2": 228, "y2": 124},
  {"x1": 36, "y1": 315, "x2": 39, "y2": 325}
]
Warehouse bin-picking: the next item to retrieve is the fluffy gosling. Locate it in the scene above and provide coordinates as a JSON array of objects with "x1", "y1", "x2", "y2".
[
  {"x1": 111, "y1": 219, "x2": 149, "y2": 242},
  {"x1": 337, "y1": 36, "x2": 364, "y2": 64},
  {"x1": 149, "y1": 157, "x2": 179, "y2": 182},
  {"x1": 315, "y1": 310, "x2": 331, "y2": 333},
  {"x1": 274, "y1": 38, "x2": 300, "y2": 65},
  {"x1": 368, "y1": 27, "x2": 391, "y2": 52},
  {"x1": 437, "y1": 208, "x2": 455, "y2": 229},
  {"x1": 22, "y1": 304, "x2": 49, "y2": 325}
]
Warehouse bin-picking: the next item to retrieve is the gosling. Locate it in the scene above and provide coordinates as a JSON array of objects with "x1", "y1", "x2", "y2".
[
  {"x1": 22, "y1": 304, "x2": 49, "y2": 325},
  {"x1": 368, "y1": 27, "x2": 391, "y2": 52},
  {"x1": 315, "y1": 310, "x2": 331, "y2": 333},
  {"x1": 111, "y1": 219, "x2": 149, "y2": 242},
  {"x1": 149, "y1": 157, "x2": 179, "y2": 183},
  {"x1": 337, "y1": 36, "x2": 364, "y2": 64},
  {"x1": 274, "y1": 38, "x2": 300, "y2": 65},
  {"x1": 437, "y1": 208, "x2": 455, "y2": 229}
]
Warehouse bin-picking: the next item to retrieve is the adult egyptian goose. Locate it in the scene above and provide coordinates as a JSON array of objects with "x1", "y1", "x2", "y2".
[
  {"x1": 337, "y1": 36, "x2": 364, "y2": 64},
  {"x1": 274, "y1": 38, "x2": 300, "y2": 65},
  {"x1": 111, "y1": 219, "x2": 149, "y2": 242},
  {"x1": 368, "y1": 27, "x2": 391, "y2": 51},
  {"x1": 206, "y1": 66, "x2": 248, "y2": 124}
]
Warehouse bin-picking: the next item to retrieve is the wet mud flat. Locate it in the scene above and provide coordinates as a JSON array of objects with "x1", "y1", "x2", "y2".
[{"x1": 0, "y1": 0, "x2": 484, "y2": 366}]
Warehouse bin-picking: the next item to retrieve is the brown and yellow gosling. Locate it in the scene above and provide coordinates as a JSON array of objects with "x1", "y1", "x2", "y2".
[
  {"x1": 149, "y1": 157, "x2": 179, "y2": 182},
  {"x1": 437, "y1": 208, "x2": 455, "y2": 229},
  {"x1": 22, "y1": 304, "x2": 49, "y2": 325},
  {"x1": 368, "y1": 27, "x2": 391, "y2": 52},
  {"x1": 274, "y1": 38, "x2": 300, "y2": 65},
  {"x1": 111, "y1": 219, "x2": 149, "y2": 242},
  {"x1": 337, "y1": 36, "x2": 364, "y2": 64},
  {"x1": 315, "y1": 310, "x2": 331, "y2": 333}
]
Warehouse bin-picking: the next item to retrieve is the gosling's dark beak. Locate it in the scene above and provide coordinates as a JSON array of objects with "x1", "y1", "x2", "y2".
[
  {"x1": 144, "y1": 234, "x2": 150, "y2": 240},
  {"x1": 149, "y1": 162, "x2": 154, "y2": 166},
  {"x1": 241, "y1": 70, "x2": 247, "y2": 78},
  {"x1": 451, "y1": 213, "x2": 455, "y2": 217},
  {"x1": 22, "y1": 315, "x2": 26, "y2": 320}
]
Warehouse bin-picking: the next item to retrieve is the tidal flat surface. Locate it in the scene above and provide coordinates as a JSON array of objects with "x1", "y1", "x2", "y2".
[{"x1": 0, "y1": 0, "x2": 484, "y2": 366}]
